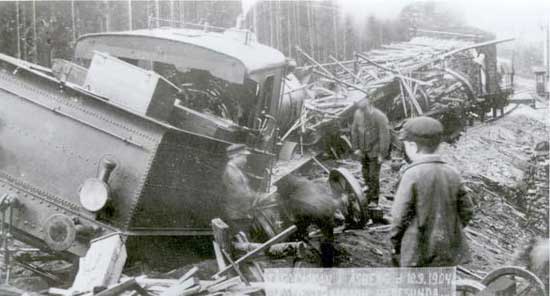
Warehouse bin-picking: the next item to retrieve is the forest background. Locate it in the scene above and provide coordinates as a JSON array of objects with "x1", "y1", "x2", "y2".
[{"x1": 0, "y1": 0, "x2": 544, "y2": 77}]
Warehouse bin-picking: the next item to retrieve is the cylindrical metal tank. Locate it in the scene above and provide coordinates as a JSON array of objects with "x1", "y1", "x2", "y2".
[{"x1": 278, "y1": 73, "x2": 307, "y2": 134}]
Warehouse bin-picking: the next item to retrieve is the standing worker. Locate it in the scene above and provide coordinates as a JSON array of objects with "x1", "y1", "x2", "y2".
[
  {"x1": 222, "y1": 144, "x2": 256, "y2": 236},
  {"x1": 351, "y1": 97, "x2": 391, "y2": 221},
  {"x1": 390, "y1": 116, "x2": 473, "y2": 267}
]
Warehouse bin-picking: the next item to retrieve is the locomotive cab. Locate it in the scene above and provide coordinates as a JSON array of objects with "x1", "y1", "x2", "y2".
[{"x1": 71, "y1": 27, "x2": 288, "y2": 151}]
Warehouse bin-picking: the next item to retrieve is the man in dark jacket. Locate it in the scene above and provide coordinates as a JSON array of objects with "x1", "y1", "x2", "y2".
[
  {"x1": 222, "y1": 144, "x2": 256, "y2": 235},
  {"x1": 391, "y1": 116, "x2": 473, "y2": 267},
  {"x1": 351, "y1": 98, "x2": 391, "y2": 211},
  {"x1": 277, "y1": 175, "x2": 337, "y2": 267}
]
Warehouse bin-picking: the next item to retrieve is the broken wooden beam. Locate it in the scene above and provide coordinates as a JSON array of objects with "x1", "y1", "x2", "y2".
[
  {"x1": 415, "y1": 28, "x2": 483, "y2": 39},
  {"x1": 95, "y1": 278, "x2": 150, "y2": 296},
  {"x1": 212, "y1": 225, "x2": 298, "y2": 278},
  {"x1": 70, "y1": 233, "x2": 127, "y2": 294},
  {"x1": 312, "y1": 70, "x2": 368, "y2": 94},
  {"x1": 159, "y1": 276, "x2": 199, "y2": 296},
  {"x1": 296, "y1": 45, "x2": 335, "y2": 77},
  {"x1": 178, "y1": 266, "x2": 199, "y2": 284},
  {"x1": 356, "y1": 53, "x2": 432, "y2": 86},
  {"x1": 205, "y1": 276, "x2": 242, "y2": 293},
  {"x1": 211, "y1": 218, "x2": 232, "y2": 253},
  {"x1": 221, "y1": 248, "x2": 250, "y2": 286},
  {"x1": 135, "y1": 276, "x2": 178, "y2": 288},
  {"x1": 212, "y1": 241, "x2": 227, "y2": 272},
  {"x1": 329, "y1": 55, "x2": 365, "y2": 84}
]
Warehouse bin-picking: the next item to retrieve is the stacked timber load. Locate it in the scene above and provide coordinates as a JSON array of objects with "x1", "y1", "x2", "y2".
[{"x1": 286, "y1": 36, "x2": 512, "y2": 147}]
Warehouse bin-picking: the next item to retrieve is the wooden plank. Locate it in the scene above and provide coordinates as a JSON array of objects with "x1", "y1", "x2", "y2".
[
  {"x1": 70, "y1": 233, "x2": 127, "y2": 294},
  {"x1": 221, "y1": 248, "x2": 250, "y2": 286},
  {"x1": 200, "y1": 275, "x2": 228, "y2": 292},
  {"x1": 177, "y1": 266, "x2": 199, "y2": 284},
  {"x1": 356, "y1": 53, "x2": 432, "y2": 86},
  {"x1": 212, "y1": 241, "x2": 227, "y2": 272},
  {"x1": 135, "y1": 276, "x2": 178, "y2": 288},
  {"x1": 312, "y1": 70, "x2": 368, "y2": 94},
  {"x1": 211, "y1": 219, "x2": 231, "y2": 252},
  {"x1": 206, "y1": 276, "x2": 242, "y2": 293},
  {"x1": 48, "y1": 287, "x2": 73, "y2": 296},
  {"x1": 160, "y1": 277, "x2": 198, "y2": 296},
  {"x1": 415, "y1": 28, "x2": 482, "y2": 39},
  {"x1": 212, "y1": 225, "x2": 297, "y2": 278},
  {"x1": 180, "y1": 285, "x2": 201, "y2": 295},
  {"x1": 328, "y1": 55, "x2": 365, "y2": 84},
  {"x1": 95, "y1": 278, "x2": 149, "y2": 296}
]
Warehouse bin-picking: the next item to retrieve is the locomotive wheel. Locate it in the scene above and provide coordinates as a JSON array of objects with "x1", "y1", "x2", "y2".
[
  {"x1": 456, "y1": 279, "x2": 485, "y2": 296},
  {"x1": 328, "y1": 168, "x2": 367, "y2": 229},
  {"x1": 481, "y1": 266, "x2": 546, "y2": 296}
]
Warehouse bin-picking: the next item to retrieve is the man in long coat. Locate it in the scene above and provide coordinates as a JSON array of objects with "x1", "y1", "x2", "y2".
[
  {"x1": 391, "y1": 116, "x2": 473, "y2": 267},
  {"x1": 351, "y1": 98, "x2": 391, "y2": 209}
]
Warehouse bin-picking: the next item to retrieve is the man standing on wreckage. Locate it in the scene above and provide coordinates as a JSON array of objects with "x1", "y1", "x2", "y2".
[
  {"x1": 351, "y1": 96, "x2": 391, "y2": 222},
  {"x1": 390, "y1": 116, "x2": 474, "y2": 267},
  {"x1": 222, "y1": 144, "x2": 258, "y2": 236}
]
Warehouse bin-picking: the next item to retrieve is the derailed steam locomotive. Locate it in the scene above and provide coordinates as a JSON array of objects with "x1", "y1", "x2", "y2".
[{"x1": 0, "y1": 27, "x2": 306, "y2": 259}]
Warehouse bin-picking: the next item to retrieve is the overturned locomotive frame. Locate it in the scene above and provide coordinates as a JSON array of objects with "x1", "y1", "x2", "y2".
[{"x1": 0, "y1": 27, "x2": 294, "y2": 259}]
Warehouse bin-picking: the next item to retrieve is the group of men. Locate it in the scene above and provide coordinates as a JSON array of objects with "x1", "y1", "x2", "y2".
[
  {"x1": 222, "y1": 94, "x2": 474, "y2": 268},
  {"x1": 352, "y1": 98, "x2": 473, "y2": 267}
]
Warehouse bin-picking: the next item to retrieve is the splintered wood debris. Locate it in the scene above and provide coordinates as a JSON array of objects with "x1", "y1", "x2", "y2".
[{"x1": 285, "y1": 37, "x2": 513, "y2": 146}]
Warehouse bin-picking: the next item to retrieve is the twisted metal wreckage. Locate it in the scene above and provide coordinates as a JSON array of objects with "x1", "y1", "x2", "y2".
[{"x1": 0, "y1": 21, "x2": 544, "y2": 295}]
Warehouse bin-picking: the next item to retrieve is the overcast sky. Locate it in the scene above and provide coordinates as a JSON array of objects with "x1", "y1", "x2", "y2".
[{"x1": 337, "y1": 0, "x2": 550, "y2": 42}]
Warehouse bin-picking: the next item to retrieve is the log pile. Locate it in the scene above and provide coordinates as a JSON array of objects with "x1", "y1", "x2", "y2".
[{"x1": 285, "y1": 36, "x2": 513, "y2": 147}]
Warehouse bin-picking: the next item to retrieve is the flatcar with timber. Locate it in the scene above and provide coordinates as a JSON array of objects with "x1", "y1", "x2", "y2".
[
  {"x1": 412, "y1": 28, "x2": 515, "y2": 120},
  {"x1": 0, "y1": 26, "x2": 306, "y2": 260}
]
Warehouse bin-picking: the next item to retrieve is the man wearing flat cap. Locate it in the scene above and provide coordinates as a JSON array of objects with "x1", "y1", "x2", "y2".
[
  {"x1": 222, "y1": 144, "x2": 256, "y2": 234},
  {"x1": 390, "y1": 116, "x2": 473, "y2": 267},
  {"x1": 351, "y1": 98, "x2": 391, "y2": 216}
]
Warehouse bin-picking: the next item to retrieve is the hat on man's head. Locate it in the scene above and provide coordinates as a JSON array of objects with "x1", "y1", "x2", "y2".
[
  {"x1": 355, "y1": 93, "x2": 371, "y2": 109},
  {"x1": 226, "y1": 144, "x2": 251, "y2": 157},
  {"x1": 401, "y1": 116, "x2": 444, "y2": 142}
]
